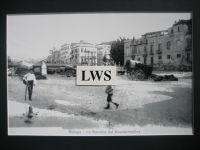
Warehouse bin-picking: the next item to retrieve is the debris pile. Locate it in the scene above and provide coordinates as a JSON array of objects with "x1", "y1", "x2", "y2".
[
  {"x1": 7, "y1": 68, "x2": 17, "y2": 77},
  {"x1": 35, "y1": 75, "x2": 47, "y2": 80},
  {"x1": 150, "y1": 74, "x2": 178, "y2": 82}
]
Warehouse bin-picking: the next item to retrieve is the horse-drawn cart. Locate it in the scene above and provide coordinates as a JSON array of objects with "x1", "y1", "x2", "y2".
[{"x1": 124, "y1": 60, "x2": 153, "y2": 80}]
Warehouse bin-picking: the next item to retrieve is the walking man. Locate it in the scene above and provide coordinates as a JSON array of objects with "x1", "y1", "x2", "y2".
[
  {"x1": 104, "y1": 85, "x2": 119, "y2": 110},
  {"x1": 23, "y1": 68, "x2": 37, "y2": 101}
]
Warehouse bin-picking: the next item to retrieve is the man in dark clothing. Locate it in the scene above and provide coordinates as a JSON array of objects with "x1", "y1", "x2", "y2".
[{"x1": 104, "y1": 85, "x2": 119, "y2": 110}]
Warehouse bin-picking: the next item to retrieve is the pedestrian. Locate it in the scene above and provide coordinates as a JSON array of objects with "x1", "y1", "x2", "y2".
[
  {"x1": 23, "y1": 68, "x2": 37, "y2": 101},
  {"x1": 104, "y1": 85, "x2": 119, "y2": 110}
]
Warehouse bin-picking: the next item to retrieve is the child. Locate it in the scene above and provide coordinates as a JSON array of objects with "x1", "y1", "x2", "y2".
[{"x1": 104, "y1": 85, "x2": 119, "y2": 110}]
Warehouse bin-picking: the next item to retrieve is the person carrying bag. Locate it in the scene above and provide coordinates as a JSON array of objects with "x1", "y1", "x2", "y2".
[{"x1": 23, "y1": 68, "x2": 37, "y2": 101}]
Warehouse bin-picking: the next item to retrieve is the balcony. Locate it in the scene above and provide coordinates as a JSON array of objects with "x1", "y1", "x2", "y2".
[
  {"x1": 156, "y1": 49, "x2": 162, "y2": 54},
  {"x1": 185, "y1": 30, "x2": 191, "y2": 35},
  {"x1": 149, "y1": 51, "x2": 154, "y2": 55},
  {"x1": 157, "y1": 61, "x2": 163, "y2": 66},
  {"x1": 185, "y1": 46, "x2": 191, "y2": 51},
  {"x1": 169, "y1": 33, "x2": 174, "y2": 37},
  {"x1": 91, "y1": 56, "x2": 96, "y2": 59},
  {"x1": 135, "y1": 52, "x2": 141, "y2": 56},
  {"x1": 131, "y1": 54, "x2": 135, "y2": 59},
  {"x1": 142, "y1": 51, "x2": 147, "y2": 57}
]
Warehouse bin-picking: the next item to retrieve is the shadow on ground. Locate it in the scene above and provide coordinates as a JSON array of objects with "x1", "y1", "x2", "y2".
[{"x1": 77, "y1": 87, "x2": 192, "y2": 128}]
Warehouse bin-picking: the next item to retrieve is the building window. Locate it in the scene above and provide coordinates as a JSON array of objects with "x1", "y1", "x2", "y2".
[
  {"x1": 138, "y1": 58, "x2": 140, "y2": 61},
  {"x1": 177, "y1": 54, "x2": 181, "y2": 58},
  {"x1": 158, "y1": 44, "x2": 161, "y2": 50},
  {"x1": 81, "y1": 48, "x2": 83, "y2": 52},
  {"x1": 171, "y1": 29, "x2": 173, "y2": 34},
  {"x1": 167, "y1": 55, "x2": 171, "y2": 59},
  {"x1": 186, "y1": 38, "x2": 191, "y2": 48},
  {"x1": 137, "y1": 47, "x2": 140, "y2": 53},
  {"x1": 144, "y1": 46, "x2": 146, "y2": 52},
  {"x1": 167, "y1": 41, "x2": 171, "y2": 49},
  {"x1": 178, "y1": 26, "x2": 179, "y2": 32},
  {"x1": 126, "y1": 47, "x2": 129, "y2": 56},
  {"x1": 150, "y1": 45, "x2": 153, "y2": 52},
  {"x1": 177, "y1": 40, "x2": 180, "y2": 46},
  {"x1": 158, "y1": 56, "x2": 162, "y2": 59}
]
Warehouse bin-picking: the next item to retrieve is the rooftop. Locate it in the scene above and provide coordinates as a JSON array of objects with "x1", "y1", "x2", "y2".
[
  {"x1": 141, "y1": 30, "x2": 167, "y2": 36},
  {"x1": 99, "y1": 41, "x2": 116, "y2": 45},
  {"x1": 173, "y1": 19, "x2": 192, "y2": 27}
]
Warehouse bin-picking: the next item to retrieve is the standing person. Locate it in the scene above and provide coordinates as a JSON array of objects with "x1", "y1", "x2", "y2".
[
  {"x1": 23, "y1": 68, "x2": 37, "y2": 101},
  {"x1": 104, "y1": 85, "x2": 119, "y2": 110}
]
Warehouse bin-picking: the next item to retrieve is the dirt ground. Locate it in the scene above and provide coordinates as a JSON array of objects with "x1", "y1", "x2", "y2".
[{"x1": 7, "y1": 71, "x2": 193, "y2": 129}]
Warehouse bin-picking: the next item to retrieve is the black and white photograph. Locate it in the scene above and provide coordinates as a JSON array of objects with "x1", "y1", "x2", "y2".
[{"x1": 7, "y1": 12, "x2": 193, "y2": 136}]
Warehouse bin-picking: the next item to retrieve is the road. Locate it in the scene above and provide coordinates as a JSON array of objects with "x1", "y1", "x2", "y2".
[{"x1": 7, "y1": 71, "x2": 193, "y2": 135}]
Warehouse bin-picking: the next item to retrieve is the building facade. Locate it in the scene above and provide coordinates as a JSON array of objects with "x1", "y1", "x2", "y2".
[
  {"x1": 96, "y1": 44, "x2": 111, "y2": 65},
  {"x1": 46, "y1": 49, "x2": 53, "y2": 64},
  {"x1": 60, "y1": 43, "x2": 71, "y2": 64},
  {"x1": 124, "y1": 39, "x2": 135, "y2": 63},
  {"x1": 124, "y1": 19, "x2": 192, "y2": 68},
  {"x1": 52, "y1": 48, "x2": 60, "y2": 64},
  {"x1": 70, "y1": 40, "x2": 97, "y2": 65},
  {"x1": 96, "y1": 41, "x2": 115, "y2": 65},
  {"x1": 46, "y1": 47, "x2": 60, "y2": 64}
]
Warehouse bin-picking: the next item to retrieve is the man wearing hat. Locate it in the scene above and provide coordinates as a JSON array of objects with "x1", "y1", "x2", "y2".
[{"x1": 23, "y1": 68, "x2": 37, "y2": 100}]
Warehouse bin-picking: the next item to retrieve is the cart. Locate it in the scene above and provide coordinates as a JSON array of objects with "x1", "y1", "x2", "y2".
[{"x1": 124, "y1": 60, "x2": 153, "y2": 80}]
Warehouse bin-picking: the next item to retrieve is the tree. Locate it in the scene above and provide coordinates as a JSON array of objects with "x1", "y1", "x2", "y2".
[
  {"x1": 8, "y1": 56, "x2": 12, "y2": 64},
  {"x1": 102, "y1": 55, "x2": 108, "y2": 63},
  {"x1": 110, "y1": 37, "x2": 126, "y2": 66}
]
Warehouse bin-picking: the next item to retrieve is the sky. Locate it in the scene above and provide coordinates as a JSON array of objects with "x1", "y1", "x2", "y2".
[{"x1": 7, "y1": 13, "x2": 191, "y2": 61}]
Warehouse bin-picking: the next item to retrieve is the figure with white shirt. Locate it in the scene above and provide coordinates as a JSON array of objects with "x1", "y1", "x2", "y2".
[
  {"x1": 23, "y1": 68, "x2": 37, "y2": 101},
  {"x1": 41, "y1": 60, "x2": 47, "y2": 75}
]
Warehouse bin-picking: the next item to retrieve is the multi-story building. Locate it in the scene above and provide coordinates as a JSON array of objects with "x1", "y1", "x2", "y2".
[
  {"x1": 124, "y1": 19, "x2": 192, "y2": 68},
  {"x1": 46, "y1": 49, "x2": 53, "y2": 64},
  {"x1": 70, "y1": 40, "x2": 97, "y2": 65},
  {"x1": 60, "y1": 43, "x2": 71, "y2": 64},
  {"x1": 96, "y1": 41, "x2": 113, "y2": 65},
  {"x1": 46, "y1": 47, "x2": 60, "y2": 64},
  {"x1": 54, "y1": 49, "x2": 60, "y2": 64},
  {"x1": 124, "y1": 39, "x2": 135, "y2": 63}
]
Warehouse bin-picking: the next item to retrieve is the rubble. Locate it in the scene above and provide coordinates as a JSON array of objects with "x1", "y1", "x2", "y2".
[
  {"x1": 7, "y1": 68, "x2": 17, "y2": 77},
  {"x1": 150, "y1": 74, "x2": 178, "y2": 82}
]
